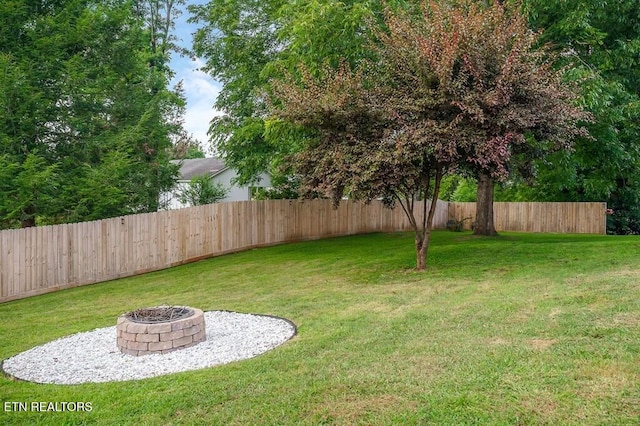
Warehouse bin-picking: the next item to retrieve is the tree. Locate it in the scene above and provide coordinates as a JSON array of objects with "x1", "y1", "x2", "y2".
[
  {"x1": 169, "y1": 138, "x2": 207, "y2": 159},
  {"x1": 270, "y1": 1, "x2": 587, "y2": 269},
  {"x1": 177, "y1": 175, "x2": 228, "y2": 206},
  {"x1": 0, "y1": 0, "x2": 183, "y2": 228},
  {"x1": 271, "y1": 62, "x2": 451, "y2": 270},
  {"x1": 133, "y1": 0, "x2": 188, "y2": 62},
  {"x1": 0, "y1": 153, "x2": 58, "y2": 228},
  {"x1": 190, "y1": 0, "x2": 390, "y2": 188},
  {"x1": 190, "y1": 0, "x2": 283, "y2": 185},
  {"x1": 522, "y1": 0, "x2": 640, "y2": 234},
  {"x1": 423, "y1": 0, "x2": 590, "y2": 236}
]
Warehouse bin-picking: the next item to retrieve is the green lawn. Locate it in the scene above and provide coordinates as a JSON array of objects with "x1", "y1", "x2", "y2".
[{"x1": 1, "y1": 231, "x2": 639, "y2": 425}]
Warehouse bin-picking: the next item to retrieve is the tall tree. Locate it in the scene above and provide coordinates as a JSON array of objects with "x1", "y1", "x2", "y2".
[
  {"x1": 270, "y1": 1, "x2": 587, "y2": 269},
  {"x1": 441, "y1": 0, "x2": 591, "y2": 235},
  {"x1": 190, "y1": 0, "x2": 283, "y2": 185},
  {"x1": 522, "y1": 0, "x2": 640, "y2": 234},
  {"x1": 190, "y1": 0, "x2": 390, "y2": 187},
  {"x1": 0, "y1": 0, "x2": 182, "y2": 228},
  {"x1": 167, "y1": 81, "x2": 207, "y2": 160}
]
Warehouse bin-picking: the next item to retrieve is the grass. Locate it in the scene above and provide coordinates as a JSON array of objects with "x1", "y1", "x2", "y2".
[{"x1": 0, "y1": 231, "x2": 639, "y2": 425}]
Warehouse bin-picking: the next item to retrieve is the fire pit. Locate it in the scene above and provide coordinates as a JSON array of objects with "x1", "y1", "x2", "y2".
[{"x1": 116, "y1": 306, "x2": 206, "y2": 356}]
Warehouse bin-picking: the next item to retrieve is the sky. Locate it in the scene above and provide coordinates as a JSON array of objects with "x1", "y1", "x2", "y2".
[{"x1": 169, "y1": 0, "x2": 223, "y2": 155}]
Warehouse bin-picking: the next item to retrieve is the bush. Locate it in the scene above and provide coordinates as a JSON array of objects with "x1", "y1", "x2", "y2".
[{"x1": 177, "y1": 175, "x2": 229, "y2": 206}]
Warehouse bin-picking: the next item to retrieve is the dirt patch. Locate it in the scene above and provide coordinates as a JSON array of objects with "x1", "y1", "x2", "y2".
[
  {"x1": 308, "y1": 394, "x2": 416, "y2": 423},
  {"x1": 608, "y1": 269, "x2": 640, "y2": 279},
  {"x1": 548, "y1": 308, "x2": 562, "y2": 320},
  {"x1": 528, "y1": 339, "x2": 557, "y2": 350},
  {"x1": 611, "y1": 313, "x2": 640, "y2": 327},
  {"x1": 565, "y1": 268, "x2": 640, "y2": 288},
  {"x1": 518, "y1": 392, "x2": 559, "y2": 419},
  {"x1": 488, "y1": 337, "x2": 510, "y2": 346},
  {"x1": 574, "y1": 362, "x2": 634, "y2": 401}
]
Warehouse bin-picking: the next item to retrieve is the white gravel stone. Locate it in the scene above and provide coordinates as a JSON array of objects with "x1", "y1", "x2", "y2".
[{"x1": 2, "y1": 311, "x2": 296, "y2": 385}]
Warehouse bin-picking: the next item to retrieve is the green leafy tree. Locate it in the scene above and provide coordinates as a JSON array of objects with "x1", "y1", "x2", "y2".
[
  {"x1": 451, "y1": 179, "x2": 478, "y2": 203},
  {"x1": 177, "y1": 175, "x2": 229, "y2": 206},
  {"x1": 522, "y1": 0, "x2": 640, "y2": 234},
  {"x1": 0, "y1": 153, "x2": 58, "y2": 227},
  {"x1": 190, "y1": 0, "x2": 394, "y2": 189},
  {"x1": 0, "y1": 0, "x2": 183, "y2": 228},
  {"x1": 190, "y1": 1, "x2": 591, "y2": 233},
  {"x1": 190, "y1": 0, "x2": 283, "y2": 185}
]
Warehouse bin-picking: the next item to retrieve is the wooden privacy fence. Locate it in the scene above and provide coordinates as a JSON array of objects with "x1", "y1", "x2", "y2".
[
  {"x1": 0, "y1": 200, "x2": 605, "y2": 303},
  {"x1": 449, "y1": 202, "x2": 607, "y2": 234},
  {"x1": 0, "y1": 199, "x2": 447, "y2": 303}
]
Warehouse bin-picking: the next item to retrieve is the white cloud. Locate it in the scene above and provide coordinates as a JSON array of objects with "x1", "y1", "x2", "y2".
[
  {"x1": 171, "y1": 57, "x2": 225, "y2": 153},
  {"x1": 183, "y1": 58, "x2": 222, "y2": 100}
]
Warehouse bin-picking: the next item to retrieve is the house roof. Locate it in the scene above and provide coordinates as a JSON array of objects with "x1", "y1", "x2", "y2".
[{"x1": 170, "y1": 158, "x2": 227, "y2": 181}]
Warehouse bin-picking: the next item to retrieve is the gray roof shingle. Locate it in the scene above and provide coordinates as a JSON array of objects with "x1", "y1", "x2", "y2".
[{"x1": 170, "y1": 158, "x2": 227, "y2": 181}]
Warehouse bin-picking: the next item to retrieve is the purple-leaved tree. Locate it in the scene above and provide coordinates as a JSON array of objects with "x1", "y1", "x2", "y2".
[{"x1": 270, "y1": 0, "x2": 589, "y2": 269}]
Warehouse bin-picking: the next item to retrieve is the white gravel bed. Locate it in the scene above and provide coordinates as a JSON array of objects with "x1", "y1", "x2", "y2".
[{"x1": 2, "y1": 311, "x2": 296, "y2": 385}]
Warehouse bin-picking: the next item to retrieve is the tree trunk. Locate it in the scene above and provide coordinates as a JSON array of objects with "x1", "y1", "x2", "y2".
[
  {"x1": 20, "y1": 205, "x2": 36, "y2": 228},
  {"x1": 21, "y1": 217, "x2": 36, "y2": 228},
  {"x1": 415, "y1": 233, "x2": 430, "y2": 270},
  {"x1": 395, "y1": 170, "x2": 445, "y2": 270},
  {"x1": 474, "y1": 171, "x2": 498, "y2": 236}
]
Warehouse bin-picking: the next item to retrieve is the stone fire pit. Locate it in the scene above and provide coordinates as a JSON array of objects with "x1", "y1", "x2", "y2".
[{"x1": 116, "y1": 306, "x2": 206, "y2": 356}]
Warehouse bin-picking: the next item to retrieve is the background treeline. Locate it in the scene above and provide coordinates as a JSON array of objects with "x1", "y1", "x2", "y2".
[
  {"x1": 191, "y1": 0, "x2": 640, "y2": 234},
  {"x1": 2, "y1": 1, "x2": 638, "y2": 235}
]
